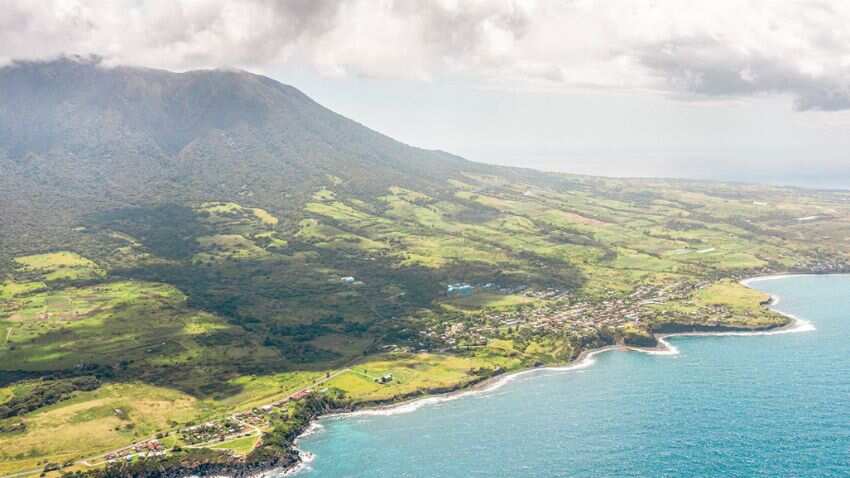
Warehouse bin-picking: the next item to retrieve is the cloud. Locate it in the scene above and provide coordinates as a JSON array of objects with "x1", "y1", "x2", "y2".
[
  {"x1": 4, "y1": 0, "x2": 850, "y2": 109},
  {"x1": 634, "y1": 32, "x2": 850, "y2": 111}
]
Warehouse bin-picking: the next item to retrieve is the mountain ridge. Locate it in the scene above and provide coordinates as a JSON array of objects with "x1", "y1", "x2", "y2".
[{"x1": 0, "y1": 57, "x2": 507, "y2": 259}]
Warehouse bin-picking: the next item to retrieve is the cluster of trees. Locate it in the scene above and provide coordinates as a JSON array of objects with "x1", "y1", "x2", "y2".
[
  {"x1": 92, "y1": 204, "x2": 203, "y2": 259},
  {"x1": 266, "y1": 323, "x2": 332, "y2": 343},
  {"x1": 0, "y1": 376, "x2": 100, "y2": 419},
  {"x1": 250, "y1": 390, "x2": 348, "y2": 461}
]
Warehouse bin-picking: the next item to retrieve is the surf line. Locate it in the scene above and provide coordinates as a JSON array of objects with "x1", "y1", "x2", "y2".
[{"x1": 288, "y1": 274, "x2": 817, "y2": 475}]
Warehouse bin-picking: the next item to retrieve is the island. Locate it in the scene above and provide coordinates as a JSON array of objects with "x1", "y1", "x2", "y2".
[{"x1": 2, "y1": 59, "x2": 850, "y2": 478}]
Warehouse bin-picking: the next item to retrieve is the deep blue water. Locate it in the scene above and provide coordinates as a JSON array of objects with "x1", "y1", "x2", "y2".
[{"x1": 295, "y1": 275, "x2": 850, "y2": 477}]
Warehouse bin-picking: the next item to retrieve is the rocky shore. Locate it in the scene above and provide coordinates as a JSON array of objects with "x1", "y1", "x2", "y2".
[
  {"x1": 62, "y1": 395, "x2": 348, "y2": 478},
  {"x1": 650, "y1": 320, "x2": 791, "y2": 335},
  {"x1": 62, "y1": 449, "x2": 298, "y2": 478}
]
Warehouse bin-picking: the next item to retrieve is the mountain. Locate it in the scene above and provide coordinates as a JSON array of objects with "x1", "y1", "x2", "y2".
[
  {"x1": 1, "y1": 56, "x2": 596, "y2": 389},
  {"x1": 0, "y1": 57, "x2": 513, "y2": 258}
]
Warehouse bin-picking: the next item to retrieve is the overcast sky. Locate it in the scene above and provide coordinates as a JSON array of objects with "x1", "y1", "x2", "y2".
[{"x1": 4, "y1": 0, "x2": 850, "y2": 188}]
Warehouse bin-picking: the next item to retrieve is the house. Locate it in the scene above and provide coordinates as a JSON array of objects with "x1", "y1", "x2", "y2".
[
  {"x1": 341, "y1": 276, "x2": 356, "y2": 284},
  {"x1": 291, "y1": 389, "x2": 312, "y2": 400},
  {"x1": 447, "y1": 283, "x2": 474, "y2": 297},
  {"x1": 375, "y1": 373, "x2": 393, "y2": 384}
]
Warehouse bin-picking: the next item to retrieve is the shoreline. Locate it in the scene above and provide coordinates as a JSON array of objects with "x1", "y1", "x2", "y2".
[{"x1": 280, "y1": 272, "x2": 817, "y2": 477}]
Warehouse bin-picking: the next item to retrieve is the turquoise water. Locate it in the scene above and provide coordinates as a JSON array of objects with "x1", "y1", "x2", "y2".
[{"x1": 295, "y1": 275, "x2": 850, "y2": 477}]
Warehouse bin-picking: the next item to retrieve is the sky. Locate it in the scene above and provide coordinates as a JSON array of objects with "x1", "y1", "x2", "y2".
[{"x1": 3, "y1": 0, "x2": 850, "y2": 188}]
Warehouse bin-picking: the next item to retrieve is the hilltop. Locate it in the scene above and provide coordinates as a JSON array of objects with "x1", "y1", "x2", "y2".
[{"x1": 2, "y1": 58, "x2": 850, "y2": 476}]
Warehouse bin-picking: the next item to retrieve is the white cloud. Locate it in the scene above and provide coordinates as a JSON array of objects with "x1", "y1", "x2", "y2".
[{"x1": 5, "y1": 0, "x2": 850, "y2": 109}]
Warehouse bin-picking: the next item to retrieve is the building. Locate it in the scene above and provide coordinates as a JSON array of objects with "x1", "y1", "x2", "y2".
[
  {"x1": 291, "y1": 389, "x2": 312, "y2": 400},
  {"x1": 341, "y1": 276, "x2": 355, "y2": 284},
  {"x1": 447, "y1": 283, "x2": 475, "y2": 297}
]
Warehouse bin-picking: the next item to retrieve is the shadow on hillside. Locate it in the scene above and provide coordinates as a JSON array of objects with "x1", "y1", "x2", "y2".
[{"x1": 2, "y1": 199, "x2": 587, "y2": 400}]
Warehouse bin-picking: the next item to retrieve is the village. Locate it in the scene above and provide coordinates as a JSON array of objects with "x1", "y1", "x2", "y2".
[
  {"x1": 424, "y1": 253, "x2": 850, "y2": 351},
  {"x1": 424, "y1": 279, "x2": 714, "y2": 349},
  {"x1": 98, "y1": 388, "x2": 316, "y2": 465},
  {"x1": 178, "y1": 388, "x2": 316, "y2": 446},
  {"x1": 103, "y1": 439, "x2": 165, "y2": 463}
]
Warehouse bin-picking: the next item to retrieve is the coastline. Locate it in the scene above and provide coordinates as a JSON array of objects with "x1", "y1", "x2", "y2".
[
  {"x1": 35, "y1": 272, "x2": 821, "y2": 478},
  {"x1": 280, "y1": 345, "x2": 624, "y2": 477},
  {"x1": 316, "y1": 344, "x2": 622, "y2": 421},
  {"x1": 280, "y1": 273, "x2": 816, "y2": 477},
  {"x1": 157, "y1": 273, "x2": 816, "y2": 478},
  {"x1": 635, "y1": 276, "x2": 818, "y2": 356}
]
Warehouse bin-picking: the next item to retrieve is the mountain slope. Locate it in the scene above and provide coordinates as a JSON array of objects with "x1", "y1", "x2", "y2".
[{"x1": 0, "y1": 57, "x2": 505, "y2": 258}]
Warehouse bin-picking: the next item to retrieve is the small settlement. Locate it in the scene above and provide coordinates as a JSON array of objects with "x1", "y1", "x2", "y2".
[{"x1": 424, "y1": 279, "x2": 718, "y2": 350}]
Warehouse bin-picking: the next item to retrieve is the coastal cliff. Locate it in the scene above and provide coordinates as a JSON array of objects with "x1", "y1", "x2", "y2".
[
  {"x1": 650, "y1": 320, "x2": 790, "y2": 334},
  {"x1": 65, "y1": 449, "x2": 297, "y2": 478}
]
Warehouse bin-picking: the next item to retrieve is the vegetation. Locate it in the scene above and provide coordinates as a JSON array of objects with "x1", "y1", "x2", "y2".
[
  {"x1": 209, "y1": 435, "x2": 259, "y2": 456},
  {"x1": 0, "y1": 376, "x2": 99, "y2": 419}
]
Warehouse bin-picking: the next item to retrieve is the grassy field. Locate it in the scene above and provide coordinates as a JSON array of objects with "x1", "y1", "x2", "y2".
[
  {"x1": 210, "y1": 434, "x2": 260, "y2": 455},
  {"x1": 13, "y1": 252, "x2": 104, "y2": 282},
  {"x1": 0, "y1": 382, "x2": 198, "y2": 475},
  {"x1": 323, "y1": 352, "x2": 520, "y2": 403},
  {"x1": 0, "y1": 279, "x2": 239, "y2": 372},
  {"x1": 696, "y1": 280, "x2": 772, "y2": 310},
  {"x1": 441, "y1": 293, "x2": 537, "y2": 312},
  {"x1": 650, "y1": 279, "x2": 786, "y2": 330}
]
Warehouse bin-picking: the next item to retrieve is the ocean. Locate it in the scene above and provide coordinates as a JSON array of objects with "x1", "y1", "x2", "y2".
[{"x1": 293, "y1": 274, "x2": 850, "y2": 477}]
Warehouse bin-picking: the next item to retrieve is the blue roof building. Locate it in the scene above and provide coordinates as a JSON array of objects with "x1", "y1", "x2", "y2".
[{"x1": 447, "y1": 283, "x2": 475, "y2": 297}]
